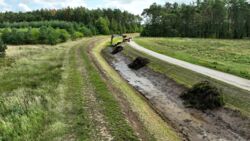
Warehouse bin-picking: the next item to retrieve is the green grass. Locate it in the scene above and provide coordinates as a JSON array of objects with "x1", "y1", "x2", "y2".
[
  {"x1": 123, "y1": 44, "x2": 250, "y2": 117},
  {"x1": 0, "y1": 43, "x2": 66, "y2": 140},
  {"x1": 134, "y1": 37, "x2": 250, "y2": 79},
  {"x1": 79, "y1": 39, "x2": 139, "y2": 141},
  {"x1": 0, "y1": 38, "x2": 140, "y2": 140}
]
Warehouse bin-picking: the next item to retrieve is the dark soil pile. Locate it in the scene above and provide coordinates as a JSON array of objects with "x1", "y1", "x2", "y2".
[
  {"x1": 180, "y1": 81, "x2": 225, "y2": 110},
  {"x1": 128, "y1": 57, "x2": 150, "y2": 70},
  {"x1": 111, "y1": 46, "x2": 124, "y2": 54}
]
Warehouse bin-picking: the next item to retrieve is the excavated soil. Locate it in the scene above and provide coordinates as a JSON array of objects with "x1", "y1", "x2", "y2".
[{"x1": 104, "y1": 47, "x2": 250, "y2": 141}]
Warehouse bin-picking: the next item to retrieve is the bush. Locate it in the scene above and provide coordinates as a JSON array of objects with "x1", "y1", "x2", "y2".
[
  {"x1": 180, "y1": 81, "x2": 225, "y2": 110},
  {"x1": 0, "y1": 38, "x2": 7, "y2": 56},
  {"x1": 128, "y1": 57, "x2": 150, "y2": 70},
  {"x1": 72, "y1": 32, "x2": 83, "y2": 40},
  {"x1": 46, "y1": 27, "x2": 61, "y2": 45},
  {"x1": 25, "y1": 28, "x2": 40, "y2": 44},
  {"x1": 95, "y1": 17, "x2": 110, "y2": 35},
  {"x1": 58, "y1": 29, "x2": 70, "y2": 42},
  {"x1": 80, "y1": 26, "x2": 93, "y2": 36}
]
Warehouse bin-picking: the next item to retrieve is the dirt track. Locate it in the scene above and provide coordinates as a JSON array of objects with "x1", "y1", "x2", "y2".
[
  {"x1": 106, "y1": 48, "x2": 250, "y2": 141},
  {"x1": 128, "y1": 41, "x2": 250, "y2": 92}
]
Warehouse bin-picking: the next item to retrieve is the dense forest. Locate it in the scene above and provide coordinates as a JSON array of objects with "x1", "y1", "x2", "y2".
[
  {"x1": 0, "y1": 7, "x2": 142, "y2": 34},
  {"x1": 0, "y1": 21, "x2": 92, "y2": 45},
  {"x1": 0, "y1": 7, "x2": 142, "y2": 45},
  {"x1": 141, "y1": 0, "x2": 250, "y2": 39}
]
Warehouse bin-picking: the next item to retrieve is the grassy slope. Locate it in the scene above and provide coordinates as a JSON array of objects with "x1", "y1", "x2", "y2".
[
  {"x1": 78, "y1": 38, "x2": 139, "y2": 141},
  {"x1": 123, "y1": 44, "x2": 250, "y2": 116},
  {"x1": 92, "y1": 39, "x2": 181, "y2": 141},
  {"x1": 134, "y1": 37, "x2": 250, "y2": 79},
  {"x1": 0, "y1": 38, "x2": 139, "y2": 140}
]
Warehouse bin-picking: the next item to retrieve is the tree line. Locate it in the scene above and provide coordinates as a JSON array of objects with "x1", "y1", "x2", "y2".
[
  {"x1": 0, "y1": 21, "x2": 94, "y2": 45},
  {"x1": 141, "y1": 0, "x2": 250, "y2": 39},
  {"x1": 1, "y1": 27, "x2": 78, "y2": 45},
  {"x1": 0, "y1": 7, "x2": 142, "y2": 34}
]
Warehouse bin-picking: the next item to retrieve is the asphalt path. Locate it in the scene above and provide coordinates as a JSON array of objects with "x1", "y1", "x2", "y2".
[{"x1": 128, "y1": 41, "x2": 250, "y2": 92}]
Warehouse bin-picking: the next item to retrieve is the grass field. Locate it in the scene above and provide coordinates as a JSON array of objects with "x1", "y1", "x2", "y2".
[
  {"x1": 134, "y1": 37, "x2": 250, "y2": 79},
  {"x1": 0, "y1": 38, "x2": 139, "y2": 140},
  {"x1": 123, "y1": 44, "x2": 250, "y2": 117}
]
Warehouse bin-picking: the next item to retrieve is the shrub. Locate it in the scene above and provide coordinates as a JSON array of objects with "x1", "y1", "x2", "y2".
[
  {"x1": 80, "y1": 26, "x2": 92, "y2": 36},
  {"x1": 95, "y1": 17, "x2": 110, "y2": 35},
  {"x1": 180, "y1": 81, "x2": 225, "y2": 110},
  {"x1": 128, "y1": 57, "x2": 150, "y2": 70},
  {"x1": 72, "y1": 32, "x2": 83, "y2": 40},
  {"x1": 0, "y1": 38, "x2": 7, "y2": 56},
  {"x1": 58, "y1": 29, "x2": 70, "y2": 42},
  {"x1": 25, "y1": 28, "x2": 40, "y2": 44},
  {"x1": 47, "y1": 27, "x2": 61, "y2": 45}
]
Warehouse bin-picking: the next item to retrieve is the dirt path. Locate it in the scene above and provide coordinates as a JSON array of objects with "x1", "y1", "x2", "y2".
[
  {"x1": 128, "y1": 41, "x2": 250, "y2": 92},
  {"x1": 75, "y1": 39, "x2": 113, "y2": 141},
  {"x1": 107, "y1": 49, "x2": 250, "y2": 141}
]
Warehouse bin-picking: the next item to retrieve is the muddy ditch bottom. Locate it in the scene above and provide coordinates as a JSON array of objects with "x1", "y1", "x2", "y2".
[{"x1": 103, "y1": 47, "x2": 250, "y2": 141}]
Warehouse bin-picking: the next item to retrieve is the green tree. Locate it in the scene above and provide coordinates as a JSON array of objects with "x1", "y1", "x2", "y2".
[
  {"x1": 95, "y1": 17, "x2": 110, "y2": 35},
  {"x1": 141, "y1": 0, "x2": 250, "y2": 39}
]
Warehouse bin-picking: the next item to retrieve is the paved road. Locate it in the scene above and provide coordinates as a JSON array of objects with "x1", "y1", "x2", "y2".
[{"x1": 128, "y1": 41, "x2": 250, "y2": 92}]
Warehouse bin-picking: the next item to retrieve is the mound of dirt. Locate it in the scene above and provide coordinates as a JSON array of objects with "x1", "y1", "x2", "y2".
[
  {"x1": 180, "y1": 81, "x2": 225, "y2": 110},
  {"x1": 111, "y1": 46, "x2": 124, "y2": 54},
  {"x1": 128, "y1": 57, "x2": 150, "y2": 70}
]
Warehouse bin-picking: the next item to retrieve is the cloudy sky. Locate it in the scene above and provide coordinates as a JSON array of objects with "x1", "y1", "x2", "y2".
[{"x1": 0, "y1": 0, "x2": 194, "y2": 15}]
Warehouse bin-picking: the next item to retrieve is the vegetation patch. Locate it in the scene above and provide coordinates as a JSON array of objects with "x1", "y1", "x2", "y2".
[
  {"x1": 181, "y1": 81, "x2": 225, "y2": 110},
  {"x1": 0, "y1": 25, "x2": 88, "y2": 45},
  {"x1": 0, "y1": 44, "x2": 65, "y2": 140},
  {"x1": 128, "y1": 57, "x2": 150, "y2": 70}
]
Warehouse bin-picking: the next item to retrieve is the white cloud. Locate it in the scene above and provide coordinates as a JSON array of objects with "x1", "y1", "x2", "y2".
[
  {"x1": 102, "y1": 0, "x2": 164, "y2": 15},
  {"x1": 18, "y1": 3, "x2": 31, "y2": 12},
  {"x1": 31, "y1": 0, "x2": 86, "y2": 9},
  {"x1": 100, "y1": 0, "x2": 195, "y2": 15},
  {"x1": 0, "y1": 0, "x2": 11, "y2": 11}
]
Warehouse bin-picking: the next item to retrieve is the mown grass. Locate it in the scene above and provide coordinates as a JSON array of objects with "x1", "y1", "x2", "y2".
[
  {"x1": 123, "y1": 44, "x2": 250, "y2": 116},
  {"x1": 41, "y1": 40, "x2": 94, "y2": 140},
  {"x1": 79, "y1": 38, "x2": 139, "y2": 141},
  {"x1": 134, "y1": 37, "x2": 250, "y2": 79},
  {"x1": 92, "y1": 39, "x2": 181, "y2": 141}
]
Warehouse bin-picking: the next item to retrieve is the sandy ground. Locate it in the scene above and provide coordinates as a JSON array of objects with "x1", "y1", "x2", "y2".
[
  {"x1": 106, "y1": 48, "x2": 250, "y2": 141},
  {"x1": 128, "y1": 41, "x2": 250, "y2": 92}
]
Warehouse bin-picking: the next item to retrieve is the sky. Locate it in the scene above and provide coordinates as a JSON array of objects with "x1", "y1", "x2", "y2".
[{"x1": 0, "y1": 0, "x2": 195, "y2": 15}]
